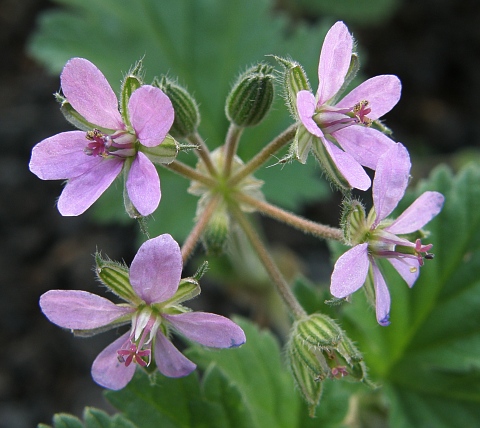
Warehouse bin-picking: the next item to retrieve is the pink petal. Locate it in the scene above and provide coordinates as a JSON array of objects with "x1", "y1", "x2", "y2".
[
  {"x1": 40, "y1": 290, "x2": 133, "y2": 330},
  {"x1": 154, "y1": 332, "x2": 196, "y2": 378},
  {"x1": 371, "y1": 260, "x2": 391, "y2": 326},
  {"x1": 164, "y1": 312, "x2": 246, "y2": 348},
  {"x1": 126, "y1": 152, "x2": 160, "y2": 216},
  {"x1": 57, "y1": 157, "x2": 124, "y2": 216},
  {"x1": 373, "y1": 143, "x2": 411, "y2": 226},
  {"x1": 129, "y1": 234, "x2": 182, "y2": 304},
  {"x1": 29, "y1": 131, "x2": 101, "y2": 180},
  {"x1": 91, "y1": 333, "x2": 136, "y2": 390},
  {"x1": 331, "y1": 243, "x2": 370, "y2": 298},
  {"x1": 128, "y1": 85, "x2": 174, "y2": 148},
  {"x1": 322, "y1": 139, "x2": 371, "y2": 191},
  {"x1": 317, "y1": 21, "x2": 353, "y2": 105},
  {"x1": 385, "y1": 191, "x2": 445, "y2": 235},
  {"x1": 61, "y1": 58, "x2": 124, "y2": 130},
  {"x1": 388, "y1": 258, "x2": 420, "y2": 288},
  {"x1": 332, "y1": 126, "x2": 396, "y2": 170},
  {"x1": 297, "y1": 91, "x2": 323, "y2": 137},
  {"x1": 336, "y1": 75, "x2": 401, "y2": 120}
]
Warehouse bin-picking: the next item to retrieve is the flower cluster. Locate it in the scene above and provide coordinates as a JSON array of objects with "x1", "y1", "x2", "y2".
[{"x1": 29, "y1": 20, "x2": 444, "y2": 404}]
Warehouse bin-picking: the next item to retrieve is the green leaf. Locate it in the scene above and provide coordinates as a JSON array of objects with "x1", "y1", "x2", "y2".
[
  {"x1": 39, "y1": 409, "x2": 137, "y2": 428},
  {"x1": 28, "y1": 0, "x2": 333, "y2": 238},
  {"x1": 340, "y1": 163, "x2": 480, "y2": 426}
]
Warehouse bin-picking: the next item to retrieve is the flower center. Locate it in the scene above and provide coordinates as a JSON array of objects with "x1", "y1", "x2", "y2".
[
  {"x1": 313, "y1": 99, "x2": 372, "y2": 134},
  {"x1": 117, "y1": 308, "x2": 161, "y2": 368},
  {"x1": 84, "y1": 129, "x2": 136, "y2": 158}
]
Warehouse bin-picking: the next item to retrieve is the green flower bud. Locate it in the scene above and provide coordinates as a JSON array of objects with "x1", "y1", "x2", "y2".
[
  {"x1": 153, "y1": 76, "x2": 200, "y2": 139},
  {"x1": 95, "y1": 253, "x2": 140, "y2": 305},
  {"x1": 340, "y1": 198, "x2": 367, "y2": 243},
  {"x1": 225, "y1": 63, "x2": 275, "y2": 127},
  {"x1": 274, "y1": 56, "x2": 311, "y2": 119},
  {"x1": 201, "y1": 203, "x2": 230, "y2": 256},
  {"x1": 287, "y1": 314, "x2": 370, "y2": 415}
]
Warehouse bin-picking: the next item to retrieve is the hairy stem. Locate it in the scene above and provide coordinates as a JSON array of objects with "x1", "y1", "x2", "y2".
[
  {"x1": 162, "y1": 160, "x2": 216, "y2": 188},
  {"x1": 236, "y1": 193, "x2": 344, "y2": 241},
  {"x1": 181, "y1": 196, "x2": 220, "y2": 262},
  {"x1": 188, "y1": 132, "x2": 218, "y2": 177},
  {"x1": 228, "y1": 124, "x2": 297, "y2": 186},
  {"x1": 223, "y1": 124, "x2": 243, "y2": 177},
  {"x1": 231, "y1": 205, "x2": 307, "y2": 320}
]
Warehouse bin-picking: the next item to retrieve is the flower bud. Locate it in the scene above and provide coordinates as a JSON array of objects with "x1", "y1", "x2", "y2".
[
  {"x1": 275, "y1": 56, "x2": 311, "y2": 119},
  {"x1": 95, "y1": 253, "x2": 140, "y2": 304},
  {"x1": 225, "y1": 63, "x2": 275, "y2": 127},
  {"x1": 201, "y1": 203, "x2": 230, "y2": 256},
  {"x1": 154, "y1": 76, "x2": 200, "y2": 139},
  {"x1": 340, "y1": 198, "x2": 367, "y2": 243},
  {"x1": 287, "y1": 314, "x2": 369, "y2": 416}
]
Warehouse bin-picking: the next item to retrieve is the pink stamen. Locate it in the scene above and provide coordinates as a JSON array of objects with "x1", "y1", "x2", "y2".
[
  {"x1": 331, "y1": 366, "x2": 349, "y2": 379},
  {"x1": 117, "y1": 342, "x2": 151, "y2": 367}
]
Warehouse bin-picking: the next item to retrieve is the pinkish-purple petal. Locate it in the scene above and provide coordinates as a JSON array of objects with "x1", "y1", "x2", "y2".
[
  {"x1": 385, "y1": 191, "x2": 445, "y2": 235},
  {"x1": 371, "y1": 260, "x2": 391, "y2": 326},
  {"x1": 164, "y1": 312, "x2": 246, "y2": 348},
  {"x1": 154, "y1": 331, "x2": 196, "y2": 377},
  {"x1": 128, "y1": 85, "x2": 174, "y2": 148},
  {"x1": 331, "y1": 243, "x2": 370, "y2": 298},
  {"x1": 373, "y1": 143, "x2": 411, "y2": 226},
  {"x1": 40, "y1": 290, "x2": 133, "y2": 330},
  {"x1": 387, "y1": 257, "x2": 420, "y2": 288},
  {"x1": 126, "y1": 152, "x2": 160, "y2": 216},
  {"x1": 322, "y1": 139, "x2": 371, "y2": 191},
  {"x1": 61, "y1": 58, "x2": 124, "y2": 130},
  {"x1": 336, "y1": 75, "x2": 401, "y2": 120},
  {"x1": 129, "y1": 234, "x2": 182, "y2": 304},
  {"x1": 297, "y1": 91, "x2": 323, "y2": 137},
  {"x1": 29, "y1": 131, "x2": 102, "y2": 180},
  {"x1": 57, "y1": 157, "x2": 124, "y2": 216},
  {"x1": 332, "y1": 126, "x2": 396, "y2": 170},
  {"x1": 91, "y1": 332, "x2": 136, "y2": 390},
  {"x1": 317, "y1": 21, "x2": 353, "y2": 105}
]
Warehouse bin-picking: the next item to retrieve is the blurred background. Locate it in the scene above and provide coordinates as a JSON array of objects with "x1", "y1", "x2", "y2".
[{"x1": 1, "y1": 0, "x2": 479, "y2": 426}]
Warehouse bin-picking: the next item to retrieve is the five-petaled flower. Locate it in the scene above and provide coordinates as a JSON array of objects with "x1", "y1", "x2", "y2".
[
  {"x1": 295, "y1": 21, "x2": 402, "y2": 191},
  {"x1": 330, "y1": 143, "x2": 445, "y2": 325},
  {"x1": 39, "y1": 234, "x2": 246, "y2": 390},
  {"x1": 29, "y1": 57, "x2": 174, "y2": 216}
]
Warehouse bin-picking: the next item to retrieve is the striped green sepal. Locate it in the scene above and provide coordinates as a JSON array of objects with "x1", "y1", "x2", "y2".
[{"x1": 295, "y1": 313, "x2": 343, "y2": 348}]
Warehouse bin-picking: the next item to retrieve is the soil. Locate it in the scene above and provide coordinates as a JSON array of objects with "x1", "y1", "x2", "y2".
[{"x1": 1, "y1": 0, "x2": 478, "y2": 427}]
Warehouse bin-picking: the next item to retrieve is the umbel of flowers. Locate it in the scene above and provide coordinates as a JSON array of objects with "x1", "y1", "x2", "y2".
[{"x1": 29, "y1": 20, "x2": 444, "y2": 416}]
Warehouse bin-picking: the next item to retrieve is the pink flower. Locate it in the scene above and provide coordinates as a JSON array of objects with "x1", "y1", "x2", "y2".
[
  {"x1": 29, "y1": 58, "x2": 174, "y2": 216},
  {"x1": 39, "y1": 234, "x2": 246, "y2": 390},
  {"x1": 330, "y1": 144, "x2": 444, "y2": 325},
  {"x1": 296, "y1": 21, "x2": 402, "y2": 191}
]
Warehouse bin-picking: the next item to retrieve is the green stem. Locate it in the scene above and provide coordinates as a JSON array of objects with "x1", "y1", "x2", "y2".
[
  {"x1": 231, "y1": 205, "x2": 307, "y2": 320},
  {"x1": 228, "y1": 124, "x2": 297, "y2": 187},
  {"x1": 236, "y1": 193, "x2": 343, "y2": 241},
  {"x1": 188, "y1": 132, "x2": 218, "y2": 177},
  {"x1": 223, "y1": 124, "x2": 243, "y2": 177},
  {"x1": 181, "y1": 195, "x2": 220, "y2": 262},
  {"x1": 162, "y1": 160, "x2": 216, "y2": 188}
]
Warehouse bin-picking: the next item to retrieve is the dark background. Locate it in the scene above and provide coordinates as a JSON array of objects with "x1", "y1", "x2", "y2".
[{"x1": 1, "y1": 0, "x2": 479, "y2": 426}]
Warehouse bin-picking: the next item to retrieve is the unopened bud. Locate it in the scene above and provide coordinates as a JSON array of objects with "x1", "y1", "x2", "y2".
[
  {"x1": 225, "y1": 63, "x2": 275, "y2": 127},
  {"x1": 154, "y1": 76, "x2": 200, "y2": 139},
  {"x1": 202, "y1": 204, "x2": 230, "y2": 256},
  {"x1": 341, "y1": 199, "x2": 367, "y2": 244}
]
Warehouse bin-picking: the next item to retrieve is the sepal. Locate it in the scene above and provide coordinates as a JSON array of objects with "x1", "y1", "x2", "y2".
[
  {"x1": 341, "y1": 198, "x2": 367, "y2": 244},
  {"x1": 95, "y1": 253, "x2": 140, "y2": 305},
  {"x1": 225, "y1": 63, "x2": 275, "y2": 127},
  {"x1": 140, "y1": 135, "x2": 179, "y2": 165},
  {"x1": 120, "y1": 59, "x2": 144, "y2": 127}
]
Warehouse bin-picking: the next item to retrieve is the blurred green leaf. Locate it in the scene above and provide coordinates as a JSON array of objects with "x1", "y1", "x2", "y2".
[
  {"x1": 39, "y1": 409, "x2": 137, "y2": 428},
  {"x1": 339, "y1": 163, "x2": 480, "y2": 427},
  {"x1": 28, "y1": 0, "x2": 334, "y2": 239}
]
